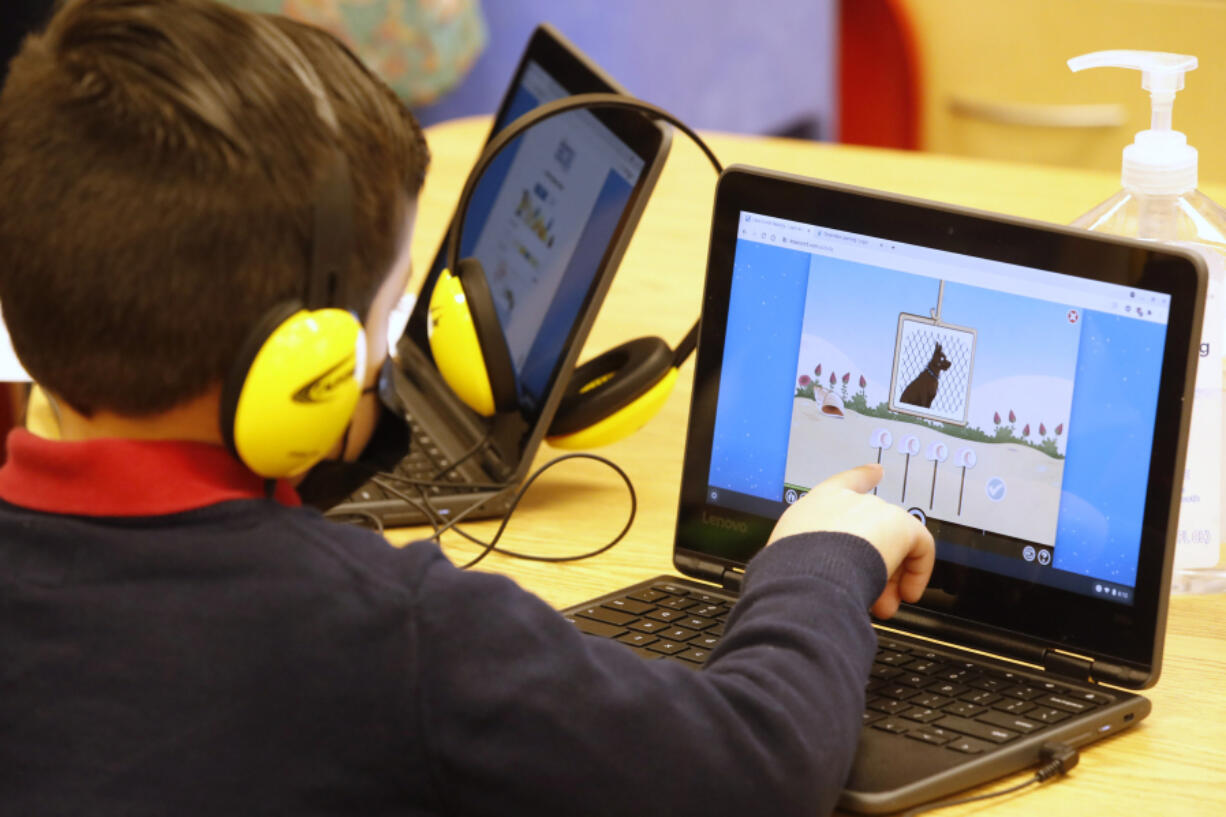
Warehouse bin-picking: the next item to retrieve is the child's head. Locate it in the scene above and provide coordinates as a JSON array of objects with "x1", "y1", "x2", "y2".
[{"x1": 0, "y1": 0, "x2": 430, "y2": 418}]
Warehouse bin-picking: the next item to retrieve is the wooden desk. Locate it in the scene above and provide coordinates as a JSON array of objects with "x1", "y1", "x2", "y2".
[{"x1": 394, "y1": 118, "x2": 1226, "y2": 815}]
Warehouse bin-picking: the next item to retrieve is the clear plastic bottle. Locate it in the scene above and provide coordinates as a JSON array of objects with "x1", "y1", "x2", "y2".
[{"x1": 1070, "y1": 51, "x2": 1226, "y2": 593}]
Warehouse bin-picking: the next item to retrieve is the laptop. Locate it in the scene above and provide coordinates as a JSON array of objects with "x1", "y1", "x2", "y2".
[
  {"x1": 563, "y1": 165, "x2": 1206, "y2": 814},
  {"x1": 332, "y1": 24, "x2": 671, "y2": 526}
]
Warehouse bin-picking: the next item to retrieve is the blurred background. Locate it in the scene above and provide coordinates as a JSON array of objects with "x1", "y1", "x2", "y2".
[{"x1": 2, "y1": 0, "x2": 1224, "y2": 181}]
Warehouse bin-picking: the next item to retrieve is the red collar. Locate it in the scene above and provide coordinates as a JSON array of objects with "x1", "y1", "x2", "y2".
[{"x1": 0, "y1": 429, "x2": 301, "y2": 516}]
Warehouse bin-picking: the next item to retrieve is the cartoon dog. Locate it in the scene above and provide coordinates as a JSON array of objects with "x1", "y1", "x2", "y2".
[{"x1": 900, "y1": 341, "x2": 951, "y2": 408}]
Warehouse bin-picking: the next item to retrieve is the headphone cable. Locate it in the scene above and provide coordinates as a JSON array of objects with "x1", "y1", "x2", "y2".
[{"x1": 328, "y1": 452, "x2": 638, "y2": 571}]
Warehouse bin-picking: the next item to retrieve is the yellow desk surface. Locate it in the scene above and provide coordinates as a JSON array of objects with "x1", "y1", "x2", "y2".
[{"x1": 393, "y1": 118, "x2": 1226, "y2": 816}]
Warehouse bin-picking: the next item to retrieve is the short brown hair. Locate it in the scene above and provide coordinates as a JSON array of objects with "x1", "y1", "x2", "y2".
[{"x1": 0, "y1": 0, "x2": 429, "y2": 415}]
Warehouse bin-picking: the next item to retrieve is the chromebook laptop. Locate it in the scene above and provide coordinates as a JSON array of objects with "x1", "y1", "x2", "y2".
[
  {"x1": 332, "y1": 24, "x2": 671, "y2": 526},
  {"x1": 563, "y1": 165, "x2": 1206, "y2": 813}
]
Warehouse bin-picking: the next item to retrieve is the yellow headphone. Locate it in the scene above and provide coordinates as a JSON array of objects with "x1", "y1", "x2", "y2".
[
  {"x1": 427, "y1": 93, "x2": 720, "y2": 449},
  {"x1": 213, "y1": 19, "x2": 366, "y2": 478}
]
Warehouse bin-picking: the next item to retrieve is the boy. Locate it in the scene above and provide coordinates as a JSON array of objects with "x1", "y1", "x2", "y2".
[{"x1": 0, "y1": 2, "x2": 934, "y2": 816}]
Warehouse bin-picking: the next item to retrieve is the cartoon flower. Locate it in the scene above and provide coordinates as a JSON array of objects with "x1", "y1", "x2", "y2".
[
  {"x1": 798, "y1": 375, "x2": 811, "y2": 386},
  {"x1": 1040, "y1": 422, "x2": 1047, "y2": 436},
  {"x1": 829, "y1": 372, "x2": 837, "y2": 386},
  {"x1": 993, "y1": 411, "x2": 1001, "y2": 425},
  {"x1": 1055, "y1": 423, "x2": 1064, "y2": 436},
  {"x1": 859, "y1": 375, "x2": 867, "y2": 388},
  {"x1": 1009, "y1": 410, "x2": 1016, "y2": 423},
  {"x1": 815, "y1": 364, "x2": 822, "y2": 376},
  {"x1": 1023, "y1": 424, "x2": 1030, "y2": 436}
]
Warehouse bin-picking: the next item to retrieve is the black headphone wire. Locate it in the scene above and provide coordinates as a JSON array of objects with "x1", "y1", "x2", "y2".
[{"x1": 327, "y1": 451, "x2": 637, "y2": 571}]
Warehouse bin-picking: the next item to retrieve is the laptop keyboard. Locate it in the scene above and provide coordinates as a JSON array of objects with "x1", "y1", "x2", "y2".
[
  {"x1": 346, "y1": 407, "x2": 485, "y2": 504},
  {"x1": 565, "y1": 581, "x2": 733, "y2": 665},
  {"x1": 864, "y1": 636, "x2": 1113, "y2": 753},
  {"x1": 566, "y1": 581, "x2": 1116, "y2": 756}
]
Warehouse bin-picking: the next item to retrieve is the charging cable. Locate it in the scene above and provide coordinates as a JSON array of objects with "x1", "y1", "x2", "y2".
[{"x1": 901, "y1": 741, "x2": 1079, "y2": 816}]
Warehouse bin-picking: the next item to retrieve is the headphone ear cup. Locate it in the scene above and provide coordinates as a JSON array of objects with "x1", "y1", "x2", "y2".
[
  {"x1": 222, "y1": 302, "x2": 365, "y2": 479},
  {"x1": 547, "y1": 336, "x2": 676, "y2": 449},
  {"x1": 427, "y1": 258, "x2": 518, "y2": 415}
]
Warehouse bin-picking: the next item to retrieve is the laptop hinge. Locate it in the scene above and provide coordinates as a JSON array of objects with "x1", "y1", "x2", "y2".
[
  {"x1": 1043, "y1": 649, "x2": 1095, "y2": 683},
  {"x1": 675, "y1": 554, "x2": 745, "y2": 593}
]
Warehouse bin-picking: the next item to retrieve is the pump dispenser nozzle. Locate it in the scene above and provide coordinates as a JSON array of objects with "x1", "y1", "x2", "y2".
[{"x1": 1068, "y1": 50, "x2": 1198, "y2": 195}]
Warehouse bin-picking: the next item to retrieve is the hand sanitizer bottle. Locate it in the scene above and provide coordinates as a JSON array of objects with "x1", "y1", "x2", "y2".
[{"x1": 1069, "y1": 50, "x2": 1226, "y2": 593}]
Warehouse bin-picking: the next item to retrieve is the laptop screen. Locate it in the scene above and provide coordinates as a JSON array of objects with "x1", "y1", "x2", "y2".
[
  {"x1": 677, "y1": 167, "x2": 1203, "y2": 679},
  {"x1": 706, "y1": 211, "x2": 1170, "y2": 606},
  {"x1": 439, "y1": 61, "x2": 647, "y2": 415},
  {"x1": 403, "y1": 30, "x2": 664, "y2": 422}
]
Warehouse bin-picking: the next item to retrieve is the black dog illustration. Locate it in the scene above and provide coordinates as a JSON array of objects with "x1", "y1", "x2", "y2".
[{"x1": 900, "y1": 342, "x2": 951, "y2": 408}]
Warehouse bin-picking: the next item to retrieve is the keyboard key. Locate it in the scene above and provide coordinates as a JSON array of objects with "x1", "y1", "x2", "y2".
[
  {"x1": 1002, "y1": 685, "x2": 1044, "y2": 701},
  {"x1": 628, "y1": 620, "x2": 668, "y2": 634},
  {"x1": 647, "y1": 640, "x2": 688, "y2": 655},
  {"x1": 646, "y1": 609, "x2": 685, "y2": 623},
  {"x1": 576, "y1": 607, "x2": 636, "y2": 626},
  {"x1": 880, "y1": 685, "x2": 921, "y2": 701},
  {"x1": 871, "y1": 717, "x2": 910, "y2": 734},
  {"x1": 901, "y1": 707, "x2": 944, "y2": 724},
  {"x1": 652, "y1": 583, "x2": 691, "y2": 596},
  {"x1": 691, "y1": 592, "x2": 729, "y2": 604},
  {"x1": 708, "y1": 623, "x2": 726, "y2": 636},
  {"x1": 943, "y1": 701, "x2": 987, "y2": 718},
  {"x1": 977, "y1": 710, "x2": 1044, "y2": 735},
  {"x1": 605, "y1": 598, "x2": 653, "y2": 615},
  {"x1": 906, "y1": 729, "x2": 952, "y2": 746},
  {"x1": 627, "y1": 588, "x2": 668, "y2": 603},
  {"x1": 689, "y1": 604, "x2": 725, "y2": 618},
  {"x1": 661, "y1": 627, "x2": 697, "y2": 642},
  {"x1": 904, "y1": 659, "x2": 943, "y2": 674},
  {"x1": 868, "y1": 699, "x2": 911, "y2": 715},
  {"x1": 1065, "y1": 689, "x2": 1115, "y2": 705},
  {"x1": 912, "y1": 693, "x2": 952, "y2": 709},
  {"x1": 692, "y1": 634, "x2": 721, "y2": 650},
  {"x1": 679, "y1": 616, "x2": 717, "y2": 631},
  {"x1": 917, "y1": 725, "x2": 959, "y2": 742},
  {"x1": 946, "y1": 737, "x2": 991, "y2": 755},
  {"x1": 969, "y1": 677, "x2": 1009, "y2": 692},
  {"x1": 934, "y1": 715, "x2": 1019, "y2": 744},
  {"x1": 871, "y1": 665, "x2": 904, "y2": 681},
  {"x1": 877, "y1": 638, "x2": 913, "y2": 653},
  {"x1": 617, "y1": 632, "x2": 657, "y2": 647},
  {"x1": 960, "y1": 689, "x2": 1001, "y2": 705},
  {"x1": 927, "y1": 682, "x2": 968, "y2": 697},
  {"x1": 568, "y1": 617, "x2": 627, "y2": 639},
  {"x1": 935, "y1": 667, "x2": 978, "y2": 683},
  {"x1": 679, "y1": 648, "x2": 711, "y2": 664},
  {"x1": 659, "y1": 597, "x2": 697, "y2": 611},
  {"x1": 1037, "y1": 694, "x2": 1095, "y2": 714},
  {"x1": 897, "y1": 673, "x2": 930, "y2": 688},
  {"x1": 876, "y1": 650, "x2": 912, "y2": 666},
  {"x1": 1029, "y1": 707, "x2": 1071, "y2": 724},
  {"x1": 993, "y1": 699, "x2": 1036, "y2": 715},
  {"x1": 863, "y1": 711, "x2": 885, "y2": 726}
]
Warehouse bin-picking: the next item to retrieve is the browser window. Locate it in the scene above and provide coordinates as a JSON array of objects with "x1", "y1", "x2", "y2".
[{"x1": 705, "y1": 211, "x2": 1171, "y2": 604}]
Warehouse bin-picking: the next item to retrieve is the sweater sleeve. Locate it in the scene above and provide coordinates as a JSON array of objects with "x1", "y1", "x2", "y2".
[{"x1": 408, "y1": 532, "x2": 886, "y2": 817}]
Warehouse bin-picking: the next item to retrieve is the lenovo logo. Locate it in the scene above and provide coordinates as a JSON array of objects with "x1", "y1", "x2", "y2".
[{"x1": 702, "y1": 512, "x2": 749, "y2": 533}]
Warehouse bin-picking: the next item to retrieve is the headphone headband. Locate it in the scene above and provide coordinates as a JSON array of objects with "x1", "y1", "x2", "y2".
[
  {"x1": 444, "y1": 93, "x2": 723, "y2": 368},
  {"x1": 248, "y1": 15, "x2": 353, "y2": 311}
]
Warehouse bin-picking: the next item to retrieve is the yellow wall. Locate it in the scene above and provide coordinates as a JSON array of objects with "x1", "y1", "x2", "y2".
[{"x1": 899, "y1": 0, "x2": 1226, "y2": 184}]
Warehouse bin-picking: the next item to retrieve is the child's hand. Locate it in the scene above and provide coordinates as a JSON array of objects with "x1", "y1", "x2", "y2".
[{"x1": 768, "y1": 464, "x2": 935, "y2": 619}]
